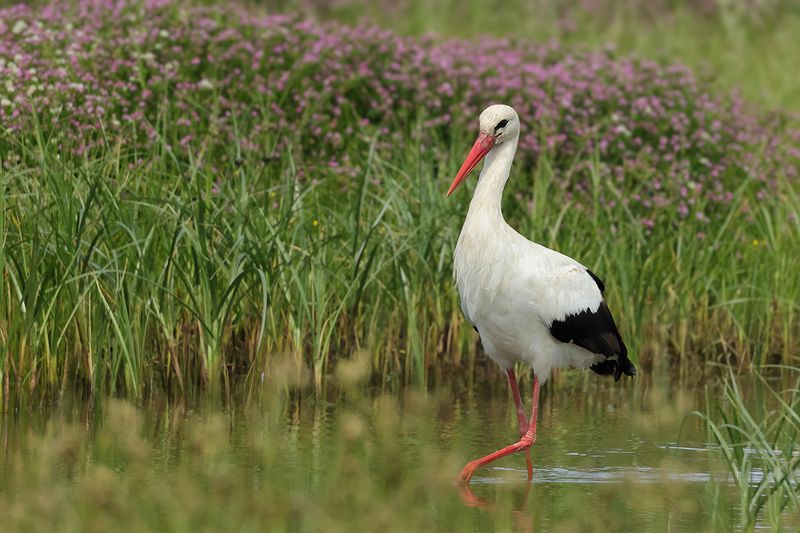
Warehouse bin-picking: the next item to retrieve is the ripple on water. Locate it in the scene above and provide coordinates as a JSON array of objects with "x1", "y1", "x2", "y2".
[
  {"x1": 470, "y1": 449, "x2": 769, "y2": 486},
  {"x1": 471, "y1": 465, "x2": 722, "y2": 485}
]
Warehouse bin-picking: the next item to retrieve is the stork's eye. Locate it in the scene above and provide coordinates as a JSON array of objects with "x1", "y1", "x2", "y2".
[{"x1": 494, "y1": 119, "x2": 509, "y2": 132}]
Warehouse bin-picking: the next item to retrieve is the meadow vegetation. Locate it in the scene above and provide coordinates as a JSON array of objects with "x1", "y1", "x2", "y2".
[
  {"x1": 1, "y1": 0, "x2": 800, "y2": 530},
  {"x1": 304, "y1": 0, "x2": 800, "y2": 114},
  {"x1": 1, "y1": 0, "x2": 798, "y2": 401}
]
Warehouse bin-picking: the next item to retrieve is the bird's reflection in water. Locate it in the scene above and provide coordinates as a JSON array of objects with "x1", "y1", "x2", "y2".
[{"x1": 457, "y1": 477, "x2": 534, "y2": 533}]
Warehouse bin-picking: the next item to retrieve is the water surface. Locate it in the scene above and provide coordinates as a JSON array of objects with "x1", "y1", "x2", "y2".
[{"x1": 0, "y1": 374, "x2": 795, "y2": 531}]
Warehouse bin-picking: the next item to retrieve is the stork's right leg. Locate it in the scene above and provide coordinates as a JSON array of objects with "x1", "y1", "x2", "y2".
[
  {"x1": 507, "y1": 369, "x2": 528, "y2": 436},
  {"x1": 506, "y1": 368, "x2": 533, "y2": 479}
]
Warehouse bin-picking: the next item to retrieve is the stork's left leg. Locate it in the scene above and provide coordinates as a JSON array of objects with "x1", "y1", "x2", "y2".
[{"x1": 458, "y1": 374, "x2": 540, "y2": 484}]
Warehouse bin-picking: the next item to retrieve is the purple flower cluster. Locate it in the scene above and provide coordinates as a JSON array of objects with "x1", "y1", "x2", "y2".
[{"x1": 1, "y1": 0, "x2": 796, "y2": 220}]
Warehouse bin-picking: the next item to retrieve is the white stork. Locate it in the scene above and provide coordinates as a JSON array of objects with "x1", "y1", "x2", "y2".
[{"x1": 448, "y1": 104, "x2": 636, "y2": 484}]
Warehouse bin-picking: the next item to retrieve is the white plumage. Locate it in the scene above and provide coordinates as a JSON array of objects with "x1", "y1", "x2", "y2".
[
  {"x1": 453, "y1": 104, "x2": 621, "y2": 382},
  {"x1": 449, "y1": 104, "x2": 634, "y2": 484}
]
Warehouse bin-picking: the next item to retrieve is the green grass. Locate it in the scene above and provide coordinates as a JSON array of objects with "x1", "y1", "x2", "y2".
[
  {"x1": 1, "y1": 1, "x2": 800, "y2": 403},
  {"x1": 2, "y1": 119, "x2": 798, "y2": 402},
  {"x1": 699, "y1": 368, "x2": 800, "y2": 530}
]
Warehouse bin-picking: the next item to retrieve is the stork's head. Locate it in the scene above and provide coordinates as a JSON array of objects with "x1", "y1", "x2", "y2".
[{"x1": 447, "y1": 104, "x2": 520, "y2": 196}]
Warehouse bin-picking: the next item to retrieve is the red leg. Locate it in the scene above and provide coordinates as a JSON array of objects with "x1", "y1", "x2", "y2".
[
  {"x1": 458, "y1": 374, "x2": 540, "y2": 484},
  {"x1": 507, "y1": 368, "x2": 534, "y2": 480},
  {"x1": 526, "y1": 374, "x2": 540, "y2": 480},
  {"x1": 506, "y1": 369, "x2": 528, "y2": 437}
]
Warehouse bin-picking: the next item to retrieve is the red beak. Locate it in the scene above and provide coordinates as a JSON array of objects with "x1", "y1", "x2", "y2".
[{"x1": 447, "y1": 133, "x2": 496, "y2": 196}]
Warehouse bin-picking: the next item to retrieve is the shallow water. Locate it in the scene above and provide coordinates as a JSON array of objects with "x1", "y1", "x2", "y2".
[{"x1": 0, "y1": 375, "x2": 796, "y2": 531}]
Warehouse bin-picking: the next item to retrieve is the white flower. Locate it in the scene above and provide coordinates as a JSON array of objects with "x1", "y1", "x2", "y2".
[
  {"x1": 198, "y1": 79, "x2": 214, "y2": 90},
  {"x1": 614, "y1": 124, "x2": 631, "y2": 136},
  {"x1": 12, "y1": 20, "x2": 28, "y2": 34},
  {"x1": 0, "y1": 98, "x2": 12, "y2": 107}
]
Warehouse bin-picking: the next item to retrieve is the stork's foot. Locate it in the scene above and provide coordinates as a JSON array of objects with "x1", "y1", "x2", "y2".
[
  {"x1": 456, "y1": 434, "x2": 535, "y2": 484},
  {"x1": 457, "y1": 460, "x2": 480, "y2": 484},
  {"x1": 458, "y1": 374, "x2": 540, "y2": 484}
]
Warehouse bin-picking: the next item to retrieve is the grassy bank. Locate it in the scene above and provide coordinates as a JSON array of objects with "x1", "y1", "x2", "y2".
[{"x1": 1, "y1": 1, "x2": 799, "y2": 401}]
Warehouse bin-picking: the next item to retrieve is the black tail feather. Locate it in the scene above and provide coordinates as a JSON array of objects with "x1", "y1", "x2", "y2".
[{"x1": 591, "y1": 355, "x2": 636, "y2": 381}]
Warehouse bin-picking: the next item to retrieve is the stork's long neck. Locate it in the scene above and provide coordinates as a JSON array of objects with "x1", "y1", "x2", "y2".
[
  {"x1": 454, "y1": 134, "x2": 520, "y2": 303},
  {"x1": 465, "y1": 134, "x2": 519, "y2": 228}
]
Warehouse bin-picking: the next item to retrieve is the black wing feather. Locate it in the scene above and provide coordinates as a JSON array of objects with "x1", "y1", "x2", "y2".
[
  {"x1": 549, "y1": 301, "x2": 624, "y2": 358},
  {"x1": 586, "y1": 269, "x2": 605, "y2": 293},
  {"x1": 548, "y1": 271, "x2": 636, "y2": 381}
]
